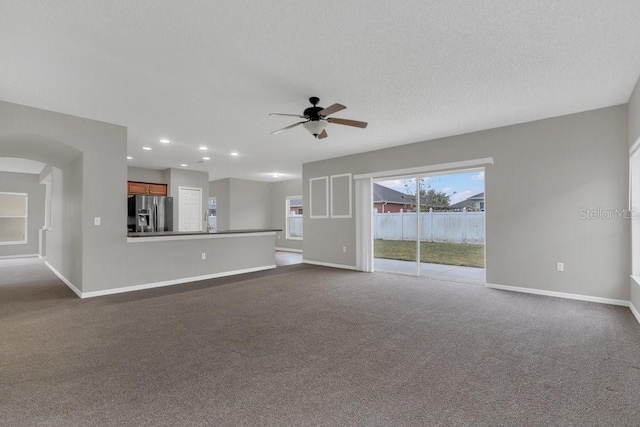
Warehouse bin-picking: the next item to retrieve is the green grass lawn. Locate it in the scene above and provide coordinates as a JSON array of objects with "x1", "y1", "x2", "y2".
[{"x1": 374, "y1": 240, "x2": 485, "y2": 268}]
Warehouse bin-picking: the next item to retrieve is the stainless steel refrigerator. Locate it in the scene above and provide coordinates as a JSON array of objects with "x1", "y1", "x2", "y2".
[{"x1": 128, "y1": 195, "x2": 173, "y2": 232}]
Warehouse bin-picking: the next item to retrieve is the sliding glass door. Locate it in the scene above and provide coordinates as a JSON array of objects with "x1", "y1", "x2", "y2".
[
  {"x1": 373, "y1": 177, "x2": 420, "y2": 275},
  {"x1": 373, "y1": 170, "x2": 486, "y2": 283}
]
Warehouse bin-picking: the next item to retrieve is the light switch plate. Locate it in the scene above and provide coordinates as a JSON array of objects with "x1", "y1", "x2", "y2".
[{"x1": 94, "y1": 217, "x2": 101, "y2": 226}]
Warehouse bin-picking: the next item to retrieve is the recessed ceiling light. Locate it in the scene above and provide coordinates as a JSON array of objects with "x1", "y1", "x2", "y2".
[
  {"x1": 127, "y1": 156, "x2": 133, "y2": 160},
  {"x1": 230, "y1": 152, "x2": 239, "y2": 157},
  {"x1": 272, "y1": 173, "x2": 281, "y2": 178},
  {"x1": 199, "y1": 146, "x2": 208, "y2": 151},
  {"x1": 202, "y1": 157, "x2": 211, "y2": 161},
  {"x1": 142, "y1": 146, "x2": 152, "y2": 151},
  {"x1": 180, "y1": 163, "x2": 188, "y2": 167},
  {"x1": 160, "y1": 139, "x2": 170, "y2": 144}
]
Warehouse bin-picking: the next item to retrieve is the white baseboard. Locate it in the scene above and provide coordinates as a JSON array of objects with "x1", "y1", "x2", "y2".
[
  {"x1": 275, "y1": 247, "x2": 303, "y2": 253},
  {"x1": 45, "y1": 261, "x2": 82, "y2": 298},
  {"x1": 630, "y1": 303, "x2": 640, "y2": 325},
  {"x1": 486, "y1": 282, "x2": 630, "y2": 307},
  {"x1": 0, "y1": 253, "x2": 40, "y2": 260},
  {"x1": 303, "y1": 260, "x2": 357, "y2": 271},
  {"x1": 80, "y1": 265, "x2": 277, "y2": 299}
]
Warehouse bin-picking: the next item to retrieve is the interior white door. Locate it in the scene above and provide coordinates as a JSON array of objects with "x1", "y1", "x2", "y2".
[{"x1": 178, "y1": 187, "x2": 202, "y2": 232}]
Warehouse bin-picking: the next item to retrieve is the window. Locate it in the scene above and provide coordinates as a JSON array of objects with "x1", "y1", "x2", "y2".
[
  {"x1": 0, "y1": 192, "x2": 28, "y2": 245},
  {"x1": 286, "y1": 196, "x2": 303, "y2": 240}
]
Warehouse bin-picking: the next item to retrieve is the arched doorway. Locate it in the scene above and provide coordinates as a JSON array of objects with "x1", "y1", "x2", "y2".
[{"x1": 0, "y1": 134, "x2": 83, "y2": 294}]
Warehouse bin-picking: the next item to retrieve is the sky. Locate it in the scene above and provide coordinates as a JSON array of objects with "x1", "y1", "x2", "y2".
[{"x1": 376, "y1": 170, "x2": 485, "y2": 205}]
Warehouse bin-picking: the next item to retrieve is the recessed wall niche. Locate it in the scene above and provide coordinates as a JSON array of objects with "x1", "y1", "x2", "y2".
[
  {"x1": 309, "y1": 176, "x2": 329, "y2": 219},
  {"x1": 330, "y1": 173, "x2": 352, "y2": 218}
]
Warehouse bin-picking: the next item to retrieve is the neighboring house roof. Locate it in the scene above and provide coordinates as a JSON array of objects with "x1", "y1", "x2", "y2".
[
  {"x1": 449, "y1": 192, "x2": 484, "y2": 209},
  {"x1": 449, "y1": 200, "x2": 473, "y2": 210},
  {"x1": 373, "y1": 183, "x2": 411, "y2": 204},
  {"x1": 373, "y1": 183, "x2": 453, "y2": 208}
]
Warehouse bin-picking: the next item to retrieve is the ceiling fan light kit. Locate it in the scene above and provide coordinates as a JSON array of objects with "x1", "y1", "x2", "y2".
[
  {"x1": 303, "y1": 120, "x2": 328, "y2": 137},
  {"x1": 270, "y1": 97, "x2": 367, "y2": 139}
]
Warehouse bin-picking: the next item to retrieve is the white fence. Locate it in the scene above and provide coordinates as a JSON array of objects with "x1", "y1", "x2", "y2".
[
  {"x1": 374, "y1": 210, "x2": 484, "y2": 244},
  {"x1": 288, "y1": 216, "x2": 303, "y2": 238}
]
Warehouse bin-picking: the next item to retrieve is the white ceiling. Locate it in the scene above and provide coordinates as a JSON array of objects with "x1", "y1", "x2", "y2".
[{"x1": 1, "y1": 1, "x2": 640, "y2": 182}]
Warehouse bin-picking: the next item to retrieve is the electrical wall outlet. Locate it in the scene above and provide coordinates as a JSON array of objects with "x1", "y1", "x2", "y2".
[
  {"x1": 556, "y1": 262, "x2": 564, "y2": 272},
  {"x1": 343, "y1": 246, "x2": 347, "y2": 253},
  {"x1": 201, "y1": 253, "x2": 206, "y2": 260}
]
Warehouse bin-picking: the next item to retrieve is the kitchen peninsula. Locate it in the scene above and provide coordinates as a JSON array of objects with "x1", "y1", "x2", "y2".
[
  {"x1": 127, "y1": 229, "x2": 280, "y2": 241},
  {"x1": 78, "y1": 228, "x2": 283, "y2": 299}
]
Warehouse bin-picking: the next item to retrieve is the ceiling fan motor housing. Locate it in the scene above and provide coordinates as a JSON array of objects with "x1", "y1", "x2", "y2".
[
  {"x1": 303, "y1": 106, "x2": 323, "y2": 120},
  {"x1": 304, "y1": 97, "x2": 323, "y2": 120}
]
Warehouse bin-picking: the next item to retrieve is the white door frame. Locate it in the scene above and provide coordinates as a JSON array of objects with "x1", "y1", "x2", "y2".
[{"x1": 356, "y1": 157, "x2": 493, "y2": 276}]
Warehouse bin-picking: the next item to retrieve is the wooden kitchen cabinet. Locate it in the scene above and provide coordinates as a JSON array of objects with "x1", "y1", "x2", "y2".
[
  {"x1": 148, "y1": 184, "x2": 167, "y2": 196},
  {"x1": 128, "y1": 181, "x2": 168, "y2": 196},
  {"x1": 128, "y1": 182, "x2": 148, "y2": 195}
]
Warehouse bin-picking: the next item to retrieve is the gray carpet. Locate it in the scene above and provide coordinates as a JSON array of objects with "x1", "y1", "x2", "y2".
[{"x1": 1, "y1": 258, "x2": 640, "y2": 426}]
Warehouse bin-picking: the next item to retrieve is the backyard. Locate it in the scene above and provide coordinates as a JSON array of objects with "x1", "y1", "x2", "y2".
[{"x1": 374, "y1": 240, "x2": 485, "y2": 268}]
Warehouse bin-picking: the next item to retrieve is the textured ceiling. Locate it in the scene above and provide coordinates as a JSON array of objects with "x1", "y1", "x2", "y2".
[{"x1": 1, "y1": 1, "x2": 640, "y2": 181}]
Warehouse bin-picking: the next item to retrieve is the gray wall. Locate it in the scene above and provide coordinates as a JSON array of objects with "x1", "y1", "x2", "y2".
[
  {"x1": 0, "y1": 171, "x2": 45, "y2": 257},
  {"x1": 629, "y1": 77, "x2": 640, "y2": 311},
  {"x1": 209, "y1": 178, "x2": 272, "y2": 230},
  {"x1": 43, "y1": 161, "x2": 83, "y2": 288},
  {"x1": 66, "y1": 155, "x2": 83, "y2": 287},
  {"x1": 229, "y1": 178, "x2": 272, "y2": 230},
  {"x1": 271, "y1": 178, "x2": 303, "y2": 251},
  {"x1": 304, "y1": 105, "x2": 630, "y2": 301},
  {"x1": 0, "y1": 101, "x2": 124, "y2": 293},
  {"x1": 127, "y1": 166, "x2": 166, "y2": 184},
  {"x1": 209, "y1": 178, "x2": 230, "y2": 230}
]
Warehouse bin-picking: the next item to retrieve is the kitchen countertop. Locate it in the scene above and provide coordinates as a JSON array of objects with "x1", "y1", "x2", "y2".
[{"x1": 127, "y1": 229, "x2": 281, "y2": 237}]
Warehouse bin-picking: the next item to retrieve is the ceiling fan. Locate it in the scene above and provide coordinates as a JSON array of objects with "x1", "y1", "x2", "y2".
[{"x1": 269, "y1": 97, "x2": 368, "y2": 139}]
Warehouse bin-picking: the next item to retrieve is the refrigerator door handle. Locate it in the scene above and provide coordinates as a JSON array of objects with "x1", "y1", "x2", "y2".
[{"x1": 154, "y1": 204, "x2": 158, "y2": 232}]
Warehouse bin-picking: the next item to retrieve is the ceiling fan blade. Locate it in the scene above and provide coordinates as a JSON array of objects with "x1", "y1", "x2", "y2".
[
  {"x1": 317, "y1": 129, "x2": 328, "y2": 139},
  {"x1": 269, "y1": 113, "x2": 306, "y2": 118},
  {"x1": 327, "y1": 117, "x2": 368, "y2": 128},
  {"x1": 271, "y1": 121, "x2": 307, "y2": 135},
  {"x1": 318, "y1": 103, "x2": 346, "y2": 117}
]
